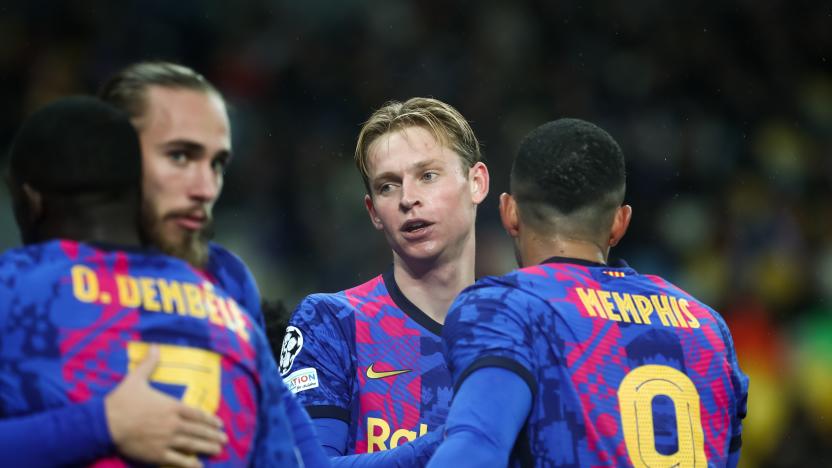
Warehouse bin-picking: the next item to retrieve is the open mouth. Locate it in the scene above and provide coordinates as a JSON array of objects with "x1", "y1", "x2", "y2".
[{"x1": 401, "y1": 219, "x2": 433, "y2": 234}]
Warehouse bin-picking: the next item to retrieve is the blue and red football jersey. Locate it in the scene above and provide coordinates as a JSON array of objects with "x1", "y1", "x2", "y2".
[
  {"x1": 206, "y1": 242, "x2": 264, "y2": 329},
  {"x1": 0, "y1": 240, "x2": 300, "y2": 467},
  {"x1": 443, "y1": 257, "x2": 749, "y2": 467},
  {"x1": 282, "y1": 270, "x2": 452, "y2": 454}
]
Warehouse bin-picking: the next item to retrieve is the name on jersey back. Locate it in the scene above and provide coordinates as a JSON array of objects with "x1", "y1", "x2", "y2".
[
  {"x1": 70, "y1": 264, "x2": 250, "y2": 342},
  {"x1": 575, "y1": 287, "x2": 700, "y2": 329}
]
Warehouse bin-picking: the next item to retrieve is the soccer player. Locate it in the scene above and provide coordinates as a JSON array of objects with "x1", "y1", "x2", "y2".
[
  {"x1": 98, "y1": 61, "x2": 264, "y2": 327},
  {"x1": 279, "y1": 97, "x2": 489, "y2": 465},
  {"x1": 0, "y1": 97, "x2": 327, "y2": 467},
  {"x1": 429, "y1": 118, "x2": 749, "y2": 467},
  {"x1": 0, "y1": 61, "x2": 269, "y2": 466}
]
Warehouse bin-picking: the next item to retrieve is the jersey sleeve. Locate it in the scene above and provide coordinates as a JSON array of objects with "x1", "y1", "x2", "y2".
[
  {"x1": 716, "y1": 316, "x2": 749, "y2": 465},
  {"x1": 281, "y1": 295, "x2": 354, "y2": 422},
  {"x1": 427, "y1": 367, "x2": 531, "y2": 468},
  {"x1": 250, "y1": 326, "x2": 305, "y2": 467},
  {"x1": 442, "y1": 282, "x2": 544, "y2": 395},
  {"x1": 282, "y1": 386, "x2": 333, "y2": 467},
  {"x1": 207, "y1": 243, "x2": 264, "y2": 329},
  {"x1": 0, "y1": 398, "x2": 112, "y2": 467},
  {"x1": 331, "y1": 426, "x2": 442, "y2": 467}
]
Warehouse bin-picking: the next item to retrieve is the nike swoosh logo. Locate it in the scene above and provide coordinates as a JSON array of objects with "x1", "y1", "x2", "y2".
[{"x1": 366, "y1": 363, "x2": 412, "y2": 379}]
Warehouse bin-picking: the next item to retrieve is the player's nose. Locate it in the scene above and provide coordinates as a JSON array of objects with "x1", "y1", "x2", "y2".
[
  {"x1": 399, "y1": 180, "x2": 422, "y2": 211},
  {"x1": 188, "y1": 161, "x2": 221, "y2": 203}
]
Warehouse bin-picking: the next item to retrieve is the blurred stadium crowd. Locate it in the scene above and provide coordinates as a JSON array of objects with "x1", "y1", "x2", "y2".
[{"x1": 0, "y1": 1, "x2": 829, "y2": 465}]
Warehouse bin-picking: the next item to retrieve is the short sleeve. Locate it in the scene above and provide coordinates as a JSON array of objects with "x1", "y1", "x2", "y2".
[
  {"x1": 442, "y1": 282, "x2": 547, "y2": 397},
  {"x1": 282, "y1": 295, "x2": 355, "y2": 422}
]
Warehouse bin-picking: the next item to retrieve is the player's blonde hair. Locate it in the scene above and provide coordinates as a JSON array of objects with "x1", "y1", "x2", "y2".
[{"x1": 354, "y1": 97, "x2": 481, "y2": 194}]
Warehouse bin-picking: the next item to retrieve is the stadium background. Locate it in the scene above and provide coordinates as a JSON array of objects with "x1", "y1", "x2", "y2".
[{"x1": 0, "y1": 1, "x2": 829, "y2": 465}]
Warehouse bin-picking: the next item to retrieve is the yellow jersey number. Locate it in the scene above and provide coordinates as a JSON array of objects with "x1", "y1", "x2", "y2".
[
  {"x1": 618, "y1": 364, "x2": 707, "y2": 467},
  {"x1": 127, "y1": 342, "x2": 222, "y2": 413}
]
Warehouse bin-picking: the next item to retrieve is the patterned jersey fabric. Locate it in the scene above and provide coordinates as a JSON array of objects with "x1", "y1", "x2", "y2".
[
  {"x1": 206, "y1": 242, "x2": 264, "y2": 329},
  {"x1": 443, "y1": 257, "x2": 749, "y2": 467},
  {"x1": 282, "y1": 270, "x2": 452, "y2": 454},
  {"x1": 0, "y1": 240, "x2": 300, "y2": 467}
]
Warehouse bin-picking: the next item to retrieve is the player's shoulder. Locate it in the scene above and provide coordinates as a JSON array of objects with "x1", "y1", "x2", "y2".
[
  {"x1": 0, "y1": 243, "x2": 38, "y2": 270},
  {"x1": 463, "y1": 267, "x2": 547, "y2": 297},
  {"x1": 109, "y1": 244, "x2": 202, "y2": 281},
  {"x1": 481, "y1": 260, "x2": 595, "y2": 289},
  {"x1": 0, "y1": 243, "x2": 42, "y2": 289},
  {"x1": 344, "y1": 273, "x2": 386, "y2": 301},
  {"x1": 208, "y1": 242, "x2": 251, "y2": 275},
  {"x1": 306, "y1": 274, "x2": 385, "y2": 310},
  {"x1": 294, "y1": 291, "x2": 350, "y2": 313},
  {"x1": 452, "y1": 270, "x2": 549, "y2": 319},
  {"x1": 638, "y1": 272, "x2": 710, "y2": 307},
  {"x1": 637, "y1": 271, "x2": 732, "y2": 327},
  {"x1": 291, "y1": 274, "x2": 385, "y2": 324},
  {"x1": 208, "y1": 241, "x2": 243, "y2": 263},
  {"x1": 290, "y1": 289, "x2": 357, "y2": 322},
  {"x1": 0, "y1": 239, "x2": 83, "y2": 279}
]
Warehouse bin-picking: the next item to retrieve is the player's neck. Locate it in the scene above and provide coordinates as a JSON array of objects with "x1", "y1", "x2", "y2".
[
  {"x1": 392, "y1": 233, "x2": 477, "y2": 325},
  {"x1": 520, "y1": 232, "x2": 608, "y2": 267},
  {"x1": 37, "y1": 207, "x2": 142, "y2": 247}
]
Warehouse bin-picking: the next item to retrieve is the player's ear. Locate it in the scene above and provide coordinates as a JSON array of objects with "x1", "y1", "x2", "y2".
[
  {"x1": 364, "y1": 194, "x2": 384, "y2": 230},
  {"x1": 499, "y1": 192, "x2": 520, "y2": 238},
  {"x1": 20, "y1": 183, "x2": 43, "y2": 223},
  {"x1": 468, "y1": 162, "x2": 489, "y2": 205},
  {"x1": 609, "y1": 204, "x2": 632, "y2": 247},
  {"x1": 11, "y1": 182, "x2": 43, "y2": 245}
]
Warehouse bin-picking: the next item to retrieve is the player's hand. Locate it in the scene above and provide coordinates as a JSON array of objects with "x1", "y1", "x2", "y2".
[{"x1": 104, "y1": 345, "x2": 228, "y2": 468}]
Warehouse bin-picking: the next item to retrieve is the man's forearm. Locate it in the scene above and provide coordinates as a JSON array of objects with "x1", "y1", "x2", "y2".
[{"x1": 0, "y1": 398, "x2": 111, "y2": 467}]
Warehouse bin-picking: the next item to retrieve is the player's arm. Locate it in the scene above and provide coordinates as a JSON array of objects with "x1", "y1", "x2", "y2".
[
  {"x1": 427, "y1": 368, "x2": 531, "y2": 467},
  {"x1": 281, "y1": 295, "x2": 356, "y2": 454},
  {"x1": 281, "y1": 379, "x2": 332, "y2": 466},
  {"x1": 307, "y1": 418, "x2": 443, "y2": 463},
  {"x1": 252, "y1": 322, "x2": 331, "y2": 467},
  {"x1": 330, "y1": 426, "x2": 443, "y2": 467},
  {"x1": 309, "y1": 418, "x2": 347, "y2": 455},
  {"x1": 0, "y1": 346, "x2": 226, "y2": 468},
  {"x1": 428, "y1": 283, "x2": 541, "y2": 467},
  {"x1": 0, "y1": 398, "x2": 110, "y2": 467}
]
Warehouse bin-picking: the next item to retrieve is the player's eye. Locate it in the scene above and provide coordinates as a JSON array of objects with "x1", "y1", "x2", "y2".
[
  {"x1": 421, "y1": 171, "x2": 439, "y2": 182},
  {"x1": 212, "y1": 156, "x2": 229, "y2": 174},
  {"x1": 167, "y1": 151, "x2": 189, "y2": 165},
  {"x1": 378, "y1": 183, "x2": 394, "y2": 194}
]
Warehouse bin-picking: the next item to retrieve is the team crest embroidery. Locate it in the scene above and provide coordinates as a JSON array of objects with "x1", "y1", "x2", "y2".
[{"x1": 279, "y1": 325, "x2": 303, "y2": 375}]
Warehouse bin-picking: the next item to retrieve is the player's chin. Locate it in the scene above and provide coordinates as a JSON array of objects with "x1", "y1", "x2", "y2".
[
  {"x1": 157, "y1": 227, "x2": 210, "y2": 268},
  {"x1": 398, "y1": 240, "x2": 443, "y2": 261}
]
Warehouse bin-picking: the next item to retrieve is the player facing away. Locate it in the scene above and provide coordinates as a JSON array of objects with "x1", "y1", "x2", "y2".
[
  {"x1": 279, "y1": 97, "x2": 489, "y2": 465},
  {"x1": 429, "y1": 119, "x2": 749, "y2": 467},
  {"x1": 0, "y1": 97, "x2": 326, "y2": 467},
  {"x1": 0, "y1": 62, "x2": 272, "y2": 467},
  {"x1": 98, "y1": 61, "x2": 264, "y2": 328}
]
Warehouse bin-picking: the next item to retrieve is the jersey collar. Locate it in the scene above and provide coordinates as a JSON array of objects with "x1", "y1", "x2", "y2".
[
  {"x1": 382, "y1": 268, "x2": 444, "y2": 336},
  {"x1": 85, "y1": 240, "x2": 161, "y2": 255},
  {"x1": 539, "y1": 256, "x2": 630, "y2": 268}
]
